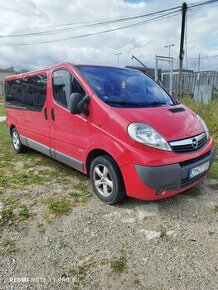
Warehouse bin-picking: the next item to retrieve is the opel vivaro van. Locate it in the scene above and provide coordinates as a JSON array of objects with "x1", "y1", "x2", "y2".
[{"x1": 5, "y1": 63, "x2": 216, "y2": 204}]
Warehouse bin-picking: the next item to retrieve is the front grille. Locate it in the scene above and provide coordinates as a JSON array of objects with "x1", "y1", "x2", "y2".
[
  {"x1": 169, "y1": 133, "x2": 207, "y2": 153},
  {"x1": 179, "y1": 151, "x2": 211, "y2": 166},
  {"x1": 181, "y1": 172, "x2": 206, "y2": 188}
]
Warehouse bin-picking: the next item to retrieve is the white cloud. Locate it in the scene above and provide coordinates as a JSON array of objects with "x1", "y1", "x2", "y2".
[{"x1": 0, "y1": 0, "x2": 217, "y2": 71}]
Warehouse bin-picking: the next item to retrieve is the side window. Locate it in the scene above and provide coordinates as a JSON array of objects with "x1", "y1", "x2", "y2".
[
  {"x1": 52, "y1": 70, "x2": 70, "y2": 108},
  {"x1": 22, "y1": 75, "x2": 47, "y2": 111},
  {"x1": 5, "y1": 79, "x2": 23, "y2": 107},
  {"x1": 5, "y1": 74, "x2": 47, "y2": 111},
  {"x1": 71, "y1": 77, "x2": 85, "y2": 97},
  {"x1": 52, "y1": 69, "x2": 86, "y2": 108}
]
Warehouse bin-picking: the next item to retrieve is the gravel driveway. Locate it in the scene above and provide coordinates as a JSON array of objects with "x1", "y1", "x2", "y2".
[{"x1": 0, "y1": 177, "x2": 218, "y2": 290}]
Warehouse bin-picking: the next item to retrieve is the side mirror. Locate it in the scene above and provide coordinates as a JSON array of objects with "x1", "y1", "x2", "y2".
[{"x1": 69, "y1": 93, "x2": 90, "y2": 116}]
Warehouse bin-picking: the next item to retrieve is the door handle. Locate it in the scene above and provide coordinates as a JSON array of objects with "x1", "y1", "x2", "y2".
[
  {"x1": 51, "y1": 108, "x2": 55, "y2": 121},
  {"x1": 44, "y1": 108, "x2": 48, "y2": 120}
]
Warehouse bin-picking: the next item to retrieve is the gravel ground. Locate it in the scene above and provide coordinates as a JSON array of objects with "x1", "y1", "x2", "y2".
[{"x1": 0, "y1": 177, "x2": 218, "y2": 290}]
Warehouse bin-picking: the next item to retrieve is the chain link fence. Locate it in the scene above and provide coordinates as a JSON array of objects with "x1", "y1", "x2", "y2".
[{"x1": 157, "y1": 55, "x2": 218, "y2": 102}]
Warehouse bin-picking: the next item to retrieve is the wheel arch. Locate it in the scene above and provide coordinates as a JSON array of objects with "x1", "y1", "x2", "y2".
[
  {"x1": 9, "y1": 124, "x2": 16, "y2": 136},
  {"x1": 85, "y1": 148, "x2": 112, "y2": 175}
]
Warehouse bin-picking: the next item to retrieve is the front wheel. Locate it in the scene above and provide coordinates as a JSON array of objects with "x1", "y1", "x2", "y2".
[
  {"x1": 11, "y1": 128, "x2": 25, "y2": 153},
  {"x1": 90, "y1": 155, "x2": 126, "y2": 204}
]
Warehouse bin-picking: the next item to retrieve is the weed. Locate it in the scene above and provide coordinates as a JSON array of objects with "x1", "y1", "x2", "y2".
[
  {"x1": 214, "y1": 205, "x2": 218, "y2": 213},
  {"x1": 68, "y1": 182, "x2": 91, "y2": 203},
  {"x1": 18, "y1": 205, "x2": 30, "y2": 220},
  {"x1": 73, "y1": 183, "x2": 89, "y2": 193},
  {"x1": 159, "y1": 225, "x2": 167, "y2": 239},
  {"x1": 46, "y1": 198, "x2": 71, "y2": 216},
  {"x1": 2, "y1": 239, "x2": 17, "y2": 253},
  {"x1": 69, "y1": 190, "x2": 91, "y2": 204},
  {"x1": 1, "y1": 197, "x2": 15, "y2": 206},
  {"x1": 110, "y1": 255, "x2": 126, "y2": 274},
  {"x1": 0, "y1": 206, "x2": 14, "y2": 221}
]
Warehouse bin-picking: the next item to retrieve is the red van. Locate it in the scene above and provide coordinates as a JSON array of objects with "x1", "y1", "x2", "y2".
[{"x1": 5, "y1": 63, "x2": 216, "y2": 204}]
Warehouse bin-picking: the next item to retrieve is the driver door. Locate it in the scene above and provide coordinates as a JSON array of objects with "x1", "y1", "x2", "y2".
[{"x1": 49, "y1": 68, "x2": 90, "y2": 171}]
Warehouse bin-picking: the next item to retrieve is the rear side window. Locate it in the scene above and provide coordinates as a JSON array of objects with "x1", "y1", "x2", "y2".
[
  {"x1": 5, "y1": 74, "x2": 47, "y2": 111},
  {"x1": 52, "y1": 69, "x2": 85, "y2": 108}
]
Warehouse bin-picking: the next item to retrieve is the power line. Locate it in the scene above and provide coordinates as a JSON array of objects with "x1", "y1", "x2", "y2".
[
  {"x1": 189, "y1": 0, "x2": 218, "y2": 8},
  {"x1": 0, "y1": 6, "x2": 181, "y2": 38},
  {"x1": 0, "y1": 10, "x2": 181, "y2": 46}
]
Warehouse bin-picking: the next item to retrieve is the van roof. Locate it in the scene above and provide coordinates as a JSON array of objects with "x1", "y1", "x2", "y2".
[{"x1": 4, "y1": 62, "x2": 137, "y2": 81}]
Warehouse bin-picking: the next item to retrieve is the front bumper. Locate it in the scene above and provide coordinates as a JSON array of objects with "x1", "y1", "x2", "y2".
[{"x1": 135, "y1": 148, "x2": 216, "y2": 195}]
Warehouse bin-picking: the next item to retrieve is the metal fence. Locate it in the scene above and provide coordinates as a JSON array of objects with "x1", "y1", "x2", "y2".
[{"x1": 157, "y1": 55, "x2": 218, "y2": 102}]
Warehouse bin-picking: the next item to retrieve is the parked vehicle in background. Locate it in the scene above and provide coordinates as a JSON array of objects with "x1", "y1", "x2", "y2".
[{"x1": 4, "y1": 63, "x2": 216, "y2": 204}]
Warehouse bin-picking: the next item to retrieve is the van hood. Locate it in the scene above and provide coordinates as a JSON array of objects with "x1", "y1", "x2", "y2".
[{"x1": 112, "y1": 105, "x2": 204, "y2": 141}]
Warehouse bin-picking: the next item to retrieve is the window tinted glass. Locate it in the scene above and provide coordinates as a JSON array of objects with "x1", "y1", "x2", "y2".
[
  {"x1": 5, "y1": 75, "x2": 47, "y2": 111},
  {"x1": 71, "y1": 77, "x2": 85, "y2": 97},
  {"x1": 76, "y1": 66, "x2": 174, "y2": 108},
  {"x1": 52, "y1": 69, "x2": 85, "y2": 108},
  {"x1": 52, "y1": 70, "x2": 69, "y2": 107}
]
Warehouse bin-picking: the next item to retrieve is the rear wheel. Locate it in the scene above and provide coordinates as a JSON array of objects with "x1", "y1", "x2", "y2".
[
  {"x1": 90, "y1": 155, "x2": 126, "y2": 204},
  {"x1": 11, "y1": 128, "x2": 25, "y2": 153}
]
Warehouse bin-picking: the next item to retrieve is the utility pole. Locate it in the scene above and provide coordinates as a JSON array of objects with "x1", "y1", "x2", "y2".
[{"x1": 178, "y1": 2, "x2": 187, "y2": 96}]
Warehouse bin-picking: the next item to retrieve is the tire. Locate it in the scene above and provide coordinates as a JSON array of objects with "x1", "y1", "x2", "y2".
[
  {"x1": 11, "y1": 128, "x2": 25, "y2": 153},
  {"x1": 90, "y1": 155, "x2": 126, "y2": 205}
]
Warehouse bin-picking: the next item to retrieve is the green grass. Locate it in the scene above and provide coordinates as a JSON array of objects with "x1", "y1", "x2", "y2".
[
  {"x1": 18, "y1": 205, "x2": 30, "y2": 220},
  {"x1": 0, "y1": 206, "x2": 14, "y2": 225},
  {"x1": 1, "y1": 239, "x2": 17, "y2": 253},
  {"x1": 209, "y1": 157, "x2": 218, "y2": 179},
  {"x1": 0, "y1": 121, "x2": 86, "y2": 191},
  {"x1": 177, "y1": 97, "x2": 218, "y2": 180},
  {"x1": 0, "y1": 96, "x2": 5, "y2": 116},
  {"x1": 0, "y1": 105, "x2": 5, "y2": 116},
  {"x1": 69, "y1": 182, "x2": 92, "y2": 203},
  {"x1": 45, "y1": 198, "x2": 71, "y2": 216},
  {"x1": 178, "y1": 96, "x2": 218, "y2": 146}
]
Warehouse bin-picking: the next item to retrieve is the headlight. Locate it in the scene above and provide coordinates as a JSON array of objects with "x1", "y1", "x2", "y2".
[
  {"x1": 197, "y1": 115, "x2": 209, "y2": 139},
  {"x1": 128, "y1": 123, "x2": 172, "y2": 151}
]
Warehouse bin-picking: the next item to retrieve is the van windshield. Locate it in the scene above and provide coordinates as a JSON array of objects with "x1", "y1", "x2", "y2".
[{"x1": 76, "y1": 65, "x2": 174, "y2": 108}]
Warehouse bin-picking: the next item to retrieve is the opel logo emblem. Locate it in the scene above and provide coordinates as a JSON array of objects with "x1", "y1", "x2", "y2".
[{"x1": 192, "y1": 138, "x2": 198, "y2": 149}]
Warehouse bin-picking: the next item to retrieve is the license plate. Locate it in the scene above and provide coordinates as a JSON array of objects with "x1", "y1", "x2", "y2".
[{"x1": 189, "y1": 161, "x2": 210, "y2": 179}]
